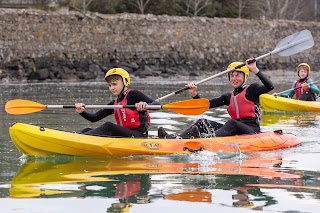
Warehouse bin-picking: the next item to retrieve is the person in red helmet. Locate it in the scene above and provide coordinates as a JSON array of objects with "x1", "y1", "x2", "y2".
[
  {"x1": 274, "y1": 63, "x2": 319, "y2": 101},
  {"x1": 158, "y1": 58, "x2": 274, "y2": 138}
]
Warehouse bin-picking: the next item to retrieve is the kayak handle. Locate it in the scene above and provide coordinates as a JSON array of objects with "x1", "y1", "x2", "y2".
[{"x1": 183, "y1": 146, "x2": 204, "y2": 153}]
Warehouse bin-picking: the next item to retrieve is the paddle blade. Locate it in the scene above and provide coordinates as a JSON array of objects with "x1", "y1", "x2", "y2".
[
  {"x1": 5, "y1": 99, "x2": 47, "y2": 115},
  {"x1": 275, "y1": 30, "x2": 314, "y2": 57},
  {"x1": 162, "y1": 98, "x2": 209, "y2": 115}
]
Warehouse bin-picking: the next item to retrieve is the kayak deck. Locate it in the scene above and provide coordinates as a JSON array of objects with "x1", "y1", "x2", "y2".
[
  {"x1": 9, "y1": 123, "x2": 302, "y2": 157},
  {"x1": 260, "y1": 94, "x2": 320, "y2": 112}
]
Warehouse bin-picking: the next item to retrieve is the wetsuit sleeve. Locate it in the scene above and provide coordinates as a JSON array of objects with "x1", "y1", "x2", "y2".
[
  {"x1": 255, "y1": 71, "x2": 274, "y2": 92},
  {"x1": 209, "y1": 93, "x2": 230, "y2": 108},
  {"x1": 308, "y1": 79, "x2": 320, "y2": 95},
  {"x1": 280, "y1": 82, "x2": 295, "y2": 98},
  {"x1": 280, "y1": 92, "x2": 290, "y2": 98},
  {"x1": 192, "y1": 93, "x2": 230, "y2": 108},
  {"x1": 193, "y1": 94, "x2": 201, "y2": 99},
  {"x1": 129, "y1": 90, "x2": 154, "y2": 103},
  {"x1": 246, "y1": 70, "x2": 274, "y2": 102},
  {"x1": 79, "y1": 100, "x2": 114, "y2": 122}
]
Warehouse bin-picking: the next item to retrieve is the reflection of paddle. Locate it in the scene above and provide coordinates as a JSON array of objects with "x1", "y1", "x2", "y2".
[
  {"x1": 164, "y1": 189, "x2": 212, "y2": 203},
  {"x1": 155, "y1": 30, "x2": 314, "y2": 102},
  {"x1": 274, "y1": 78, "x2": 320, "y2": 96},
  {"x1": 5, "y1": 98, "x2": 209, "y2": 116}
]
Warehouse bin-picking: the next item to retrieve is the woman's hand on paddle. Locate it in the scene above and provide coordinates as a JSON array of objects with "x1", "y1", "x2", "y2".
[
  {"x1": 135, "y1": 101, "x2": 148, "y2": 111},
  {"x1": 75, "y1": 103, "x2": 85, "y2": 113},
  {"x1": 186, "y1": 82, "x2": 197, "y2": 98},
  {"x1": 246, "y1": 58, "x2": 259, "y2": 74}
]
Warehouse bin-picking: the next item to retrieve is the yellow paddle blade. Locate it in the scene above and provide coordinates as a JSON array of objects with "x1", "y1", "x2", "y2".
[
  {"x1": 162, "y1": 98, "x2": 209, "y2": 115},
  {"x1": 5, "y1": 99, "x2": 47, "y2": 115}
]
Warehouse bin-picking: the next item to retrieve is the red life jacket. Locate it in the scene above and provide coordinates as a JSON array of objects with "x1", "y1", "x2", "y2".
[
  {"x1": 227, "y1": 86, "x2": 258, "y2": 120},
  {"x1": 294, "y1": 78, "x2": 309, "y2": 99},
  {"x1": 114, "y1": 90, "x2": 150, "y2": 129},
  {"x1": 115, "y1": 181, "x2": 141, "y2": 200}
]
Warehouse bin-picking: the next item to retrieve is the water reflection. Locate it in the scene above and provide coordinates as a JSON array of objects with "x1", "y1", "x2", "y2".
[
  {"x1": 1, "y1": 82, "x2": 320, "y2": 212},
  {"x1": 4, "y1": 153, "x2": 319, "y2": 211},
  {"x1": 261, "y1": 112, "x2": 320, "y2": 128}
]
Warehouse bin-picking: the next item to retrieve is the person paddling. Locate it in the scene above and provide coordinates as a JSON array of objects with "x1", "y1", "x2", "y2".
[
  {"x1": 158, "y1": 58, "x2": 274, "y2": 139},
  {"x1": 75, "y1": 68, "x2": 154, "y2": 137},
  {"x1": 274, "y1": 63, "x2": 319, "y2": 101}
]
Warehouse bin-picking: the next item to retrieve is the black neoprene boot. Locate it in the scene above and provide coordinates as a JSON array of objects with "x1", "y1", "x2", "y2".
[
  {"x1": 158, "y1": 127, "x2": 176, "y2": 139},
  {"x1": 190, "y1": 126, "x2": 200, "y2": 138}
]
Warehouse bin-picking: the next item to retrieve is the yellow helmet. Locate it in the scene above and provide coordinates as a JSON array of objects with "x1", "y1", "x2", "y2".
[
  {"x1": 107, "y1": 203, "x2": 132, "y2": 213},
  {"x1": 296, "y1": 63, "x2": 310, "y2": 76},
  {"x1": 105, "y1": 68, "x2": 130, "y2": 87},
  {"x1": 233, "y1": 201, "x2": 254, "y2": 207},
  {"x1": 227, "y1": 62, "x2": 249, "y2": 81}
]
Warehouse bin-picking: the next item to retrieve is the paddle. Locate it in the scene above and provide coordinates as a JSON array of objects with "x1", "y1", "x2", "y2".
[
  {"x1": 155, "y1": 29, "x2": 314, "y2": 102},
  {"x1": 5, "y1": 98, "x2": 210, "y2": 116},
  {"x1": 274, "y1": 79, "x2": 320, "y2": 96}
]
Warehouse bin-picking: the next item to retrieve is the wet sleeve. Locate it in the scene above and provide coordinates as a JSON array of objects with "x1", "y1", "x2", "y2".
[
  {"x1": 281, "y1": 82, "x2": 296, "y2": 98},
  {"x1": 209, "y1": 93, "x2": 230, "y2": 108},
  {"x1": 255, "y1": 71, "x2": 274, "y2": 93},
  {"x1": 309, "y1": 79, "x2": 320, "y2": 95},
  {"x1": 79, "y1": 100, "x2": 114, "y2": 122},
  {"x1": 130, "y1": 90, "x2": 154, "y2": 103},
  {"x1": 246, "y1": 71, "x2": 275, "y2": 101}
]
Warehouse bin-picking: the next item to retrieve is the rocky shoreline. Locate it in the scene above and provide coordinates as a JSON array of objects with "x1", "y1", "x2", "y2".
[
  {"x1": 0, "y1": 9, "x2": 319, "y2": 85},
  {"x1": 0, "y1": 61, "x2": 298, "y2": 85},
  {"x1": 0, "y1": 58, "x2": 198, "y2": 84}
]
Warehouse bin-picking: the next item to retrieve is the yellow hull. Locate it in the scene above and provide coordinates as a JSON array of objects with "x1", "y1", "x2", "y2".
[
  {"x1": 260, "y1": 94, "x2": 320, "y2": 112},
  {"x1": 9, "y1": 122, "x2": 302, "y2": 157}
]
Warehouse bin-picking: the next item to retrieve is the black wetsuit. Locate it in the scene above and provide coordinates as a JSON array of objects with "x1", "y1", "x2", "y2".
[
  {"x1": 79, "y1": 90, "x2": 154, "y2": 138},
  {"x1": 180, "y1": 71, "x2": 274, "y2": 138}
]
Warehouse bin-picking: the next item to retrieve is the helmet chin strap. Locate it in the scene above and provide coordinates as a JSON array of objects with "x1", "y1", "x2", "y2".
[
  {"x1": 240, "y1": 82, "x2": 247, "y2": 88},
  {"x1": 118, "y1": 87, "x2": 128, "y2": 98}
]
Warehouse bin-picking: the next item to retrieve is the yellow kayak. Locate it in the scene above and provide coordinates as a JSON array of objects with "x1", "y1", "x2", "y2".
[
  {"x1": 260, "y1": 94, "x2": 320, "y2": 112},
  {"x1": 9, "y1": 123, "x2": 302, "y2": 157}
]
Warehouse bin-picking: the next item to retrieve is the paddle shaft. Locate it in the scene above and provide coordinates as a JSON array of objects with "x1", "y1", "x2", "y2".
[
  {"x1": 276, "y1": 79, "x2": 320, "y2": 95},
  {"x1": 155, "y1": 30, "x2": 313, "y2": 102},
  {"x1": 5, "y1": 98, "x2": 209, "y2": 115},
  {"x1": 47, "y1": 105, "x2": 165, "y2": 110}
]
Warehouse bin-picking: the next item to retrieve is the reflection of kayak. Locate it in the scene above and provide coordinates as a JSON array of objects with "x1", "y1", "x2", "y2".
[
  {"x1": 260, "y1": 94, "x2": 320, "y2": 112},
  {"x1": 10, "y1": 155, "x2": 299, "y2": 198},
  {"x1": 246, "y1": 184, "x2": 320, "y2": 191},
  {"x1": 261, "y1": 113, "x2": 319, "y2": 126},
  {"x1": 9, "y1": 186, "x2": 71, "y2": 198},
  {"x1": 9, "y1": 123, "x2": 302, "y2": 157}
]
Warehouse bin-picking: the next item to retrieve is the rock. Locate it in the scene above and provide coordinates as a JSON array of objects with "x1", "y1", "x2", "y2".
[
  {"x1": 28, "y1": 71, "x2": 41, "y2": 80},
  {"x1": 88, "y1": 64, "x2": 102, "y2": 73},
  {"x1": 38, "y1": 68, "x2": 50, "y2": 80}
]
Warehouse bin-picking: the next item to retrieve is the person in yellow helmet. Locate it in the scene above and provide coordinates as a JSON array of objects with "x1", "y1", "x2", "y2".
[
  {"x1": 158, "y1": 58, "x2": 274, "y2": 138},
  {"x1": 75, "y1": 68, "x2": 154, "y2": 137},
  {"x1": 275, "y1": 63, "x2": 319, "y2": 101}
]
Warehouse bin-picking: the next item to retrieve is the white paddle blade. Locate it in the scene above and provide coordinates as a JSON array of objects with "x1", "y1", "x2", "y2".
[{"x1": 275, "y1": 30, "x2": 314, "y2": 57}]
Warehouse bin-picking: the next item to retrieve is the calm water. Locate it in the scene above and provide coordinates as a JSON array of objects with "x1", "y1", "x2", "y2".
[{"x1": 0, "y1": 80, "x2": 319, "y2": 213}]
